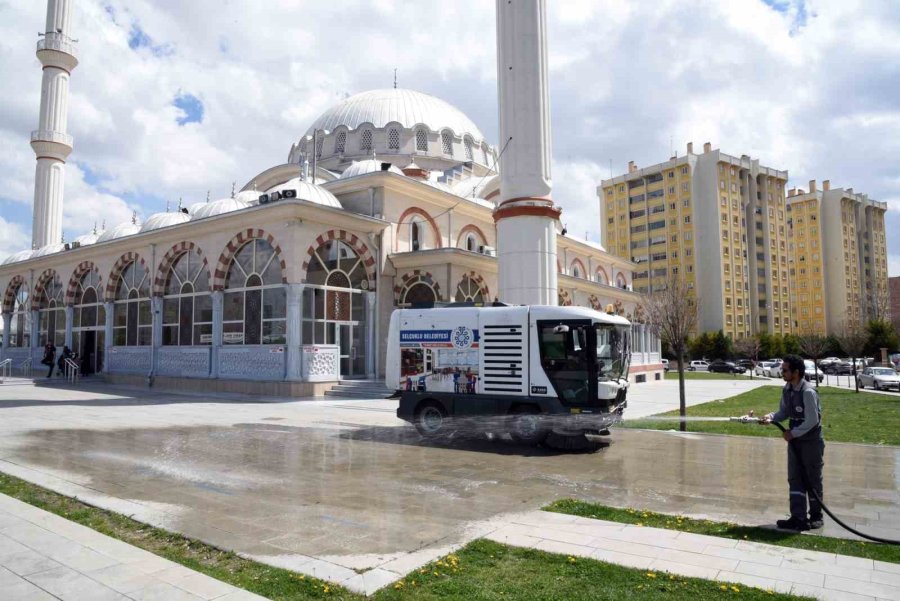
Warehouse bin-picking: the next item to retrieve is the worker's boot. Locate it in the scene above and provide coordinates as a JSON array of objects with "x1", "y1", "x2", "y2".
[
  {"x1": 775, "y1": 517, "x2": 810, "y2": 532},
  {"x1": 808, "y1": 514, "x2": 824, "y2": 529}
]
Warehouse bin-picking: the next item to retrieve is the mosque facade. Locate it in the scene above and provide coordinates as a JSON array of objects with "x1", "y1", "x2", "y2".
[{"x1": 0, "y1": 4, "x2": 662, "y2": 394}]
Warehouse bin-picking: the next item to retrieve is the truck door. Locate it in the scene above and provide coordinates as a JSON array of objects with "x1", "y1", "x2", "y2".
[{"x1": 535, "y1": 320, "x2": 598, "y2": 407}]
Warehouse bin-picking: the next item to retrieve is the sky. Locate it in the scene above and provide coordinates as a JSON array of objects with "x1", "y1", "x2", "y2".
[{"x1": 0, "y1": 0, "x2": 898, "y2": 274}]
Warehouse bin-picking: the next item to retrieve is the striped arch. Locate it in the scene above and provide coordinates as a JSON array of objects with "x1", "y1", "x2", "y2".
[
  {"x1": 456, "y1": 224, "x2": 488, "y2": 249},
  {"x1": 32, "y1": 269, "x2": 58, "y2": 310},
  {"x1": 153, "y1": 241, "x2": 210, "y2": 296},
  {"x1": 214, "y1": 229, "x2": 287, "y2": 291},
  {"x1": 394, "y1": 270, "x2": 442, "y2": 305},
  {"x1": 396, "y1": 207, "x2": 442, "y2": 251},
  {"x1": 105, "y1": 253, "x2": 148, "y2": 301},
  {"x1": 557, "y1": 289, "x2": 572, "y2": 307},
  {"x1": 2, "y1": 275, "x2": 26, "y2": 313},
  {"x1": 66, "y1": 262, "x2": 102, "y2": 305},
  {"x1": 302, "y1": 229, "x2": 376, "y2": 290},
  {"x1": 570, "y1": 258, "x2": 587, "y2": 278},
  {"x1": 595, "y1": 266, "x2": 610, "y2": 285},
  {"x1": 614, "y1": 271, "x2": 628, "y2": 289},
  {"x1": 455, "y1": 270, "x2": 490, "y2": 300}
]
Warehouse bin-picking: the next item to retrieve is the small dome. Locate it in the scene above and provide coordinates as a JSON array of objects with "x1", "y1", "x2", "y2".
[
  {"x1": 32, "y1": 242, "x2": 66, "y2": 257},
  {"x1": 266, "y1": 178, "x2": 342, "y2": 209},
  {"x1": 97, "y1": 222, "x2": 141, "y2": 242},
  {"x1": 340, "y1": 160, "x2": 404, "y2": 179},
  {"x1": 452, "y1": 173, "x2": 499, "y2": 200},
  {"x1": 74, "y1": 232, "x2": 100, "y2": 246},
  {"x1": 140, "y1": 211, "x2": 190, "y2": 233},
  {"x1": 191, "y1": 197, "x2": 250, "y2": 220},
  {"x1": 1, "y1": 249, "x2": 35, "y2": 265},
  {"x1": 234, "y1": 189, "x2": 262, "y2": 205}
]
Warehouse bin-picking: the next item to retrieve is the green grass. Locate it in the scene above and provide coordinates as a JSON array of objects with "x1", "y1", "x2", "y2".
[
  {"x1": 0, "y1": 471, "x2": 812, "y2": 599},
  {"x1": 377, "y1": 539, "x2": 807, "y2": 600},
  {"x1": 664, "y1": 371, "x2": 754, "y2": 380},
  {"x1": 544, "y1": 500, "x2": 900, "y2": 565},
  {"x1": 624, "y1": 385, "x2": 900, "y2": 445}
]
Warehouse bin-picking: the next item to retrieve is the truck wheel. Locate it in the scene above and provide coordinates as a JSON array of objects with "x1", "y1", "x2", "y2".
[
  {"x1": 509, "y1": 408, "x2": 549, "y2": 445},
  {"x1": 414, "y1": 401, "x2": 447, "y2": 437}
]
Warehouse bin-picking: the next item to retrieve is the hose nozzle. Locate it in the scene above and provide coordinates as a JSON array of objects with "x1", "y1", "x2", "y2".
[{"x1": 730, "y1": 411, "x2": 762, "y2": 424}]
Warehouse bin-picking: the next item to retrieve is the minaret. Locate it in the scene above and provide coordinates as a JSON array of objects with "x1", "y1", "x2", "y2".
[
  {"x1": 493, "y1": 0, "x2": 561, "y2": 305},
  {"x1": 30, "y1": 0, "x2": 78, "y2": 249}
]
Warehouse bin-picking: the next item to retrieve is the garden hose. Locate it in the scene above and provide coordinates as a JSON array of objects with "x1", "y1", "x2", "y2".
[{"x1": 733, "y1": 415, "x2": 900, "y2": 545}]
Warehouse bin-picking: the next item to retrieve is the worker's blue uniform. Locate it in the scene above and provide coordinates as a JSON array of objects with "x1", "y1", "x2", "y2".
[{"x1": 767, "y1": 379, "x2": 824, "y2": 523}]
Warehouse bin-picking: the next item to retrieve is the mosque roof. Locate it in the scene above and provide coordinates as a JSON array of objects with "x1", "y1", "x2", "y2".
[
  {"x1": 191, "y1": 197, "x2": 250, "y2": 220},
  {"x1": 339, "y1": 160, "x2": 404, "y2": 179},
  {"x1": 266, "y1": 178, "x2": 343, "y2": 209},
  {"x1": 74, "y1": 231, "x2": 100, "y2": 246},
  {"x1": 1, "y1": 249, "x2": 35, "y2": 265},
  {"x1": 140, "y1": 211, "x2": 190, "y2": 233},
  {"x1": 97, "y1": 221, "x2": 141, "y2": 242},
  {"x1": 32, "y1": 242, "x2": 66, "y2": 257}
]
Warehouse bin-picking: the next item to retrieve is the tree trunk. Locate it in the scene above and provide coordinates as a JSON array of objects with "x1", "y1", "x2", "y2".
[
  {"x1": 677, "y1": 345, "x2": 687, "y2": 431},
  {"x1": 852, "y1": 355, "x2": 859, "y2": 393},
  {"x1": 814, "y1": 360, "x2": 819, "y2": 389}
]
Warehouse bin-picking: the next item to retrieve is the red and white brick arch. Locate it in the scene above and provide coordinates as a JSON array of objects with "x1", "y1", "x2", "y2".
[
  {"x1": 394, "y1": 270, "x2": 442, "y2": 304},
  {"x1": 301, "y1": 229, "x2": 376, "y2": 291},
  {"x1": 1, "y1": 274, "x2": 26, "y2": 313},
  {"x1": 105, "y1": 253, "x2": 148, "y2": 302},
  {"x1": 455, "y1": 270, "x2": 490, "y2": 301},
  {"x1": 455, "y1": 224, "x2": 488, "y2": 249},
  {"x1": 395, "y1": 207, "x2": 443, "y2": 251},
  {"x1": 66, "y1": 261, "x2": 102, "y2": 305},
  {"x1": 31, "y1": 269, "x2": 59, "y2": 310},
  {"x1": 213, "y1": 229, "x2": 287, "y2": 291},
  {"x1": 153, "y1": 241, "x2": 210, "y2": 297}
]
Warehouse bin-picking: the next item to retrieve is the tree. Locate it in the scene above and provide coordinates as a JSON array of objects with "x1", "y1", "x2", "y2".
[
  {"x1": 735, "y1": 336, "x2": 761, "y2": 380},
  {"x1": 689, "y1": 332, "x2": 714, "y2": 360},
  {"x1": 835, "y1": 321, "x2": 868, "y2": 393},
  {"x1": 797, "y1": 333, "x2": 829, "y2": 389},
  {"x1": 864, "y1": 319, "x2": 898, "y2": 358},
  {"x1": 712, "y1": 330, "x2": 733, "y2": 360},
  {"x1": 640, "y1": 274, "x2": 699, "y2": 431}
]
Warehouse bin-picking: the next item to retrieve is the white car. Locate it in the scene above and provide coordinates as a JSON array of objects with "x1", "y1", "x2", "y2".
[
  {"x1": 661, "y1": 358, "x2": 670, "y2": 372},
  {"x1": 803, "y1": 360, "x2": 824, "y2": 383},
  {"x1": 764, "y1": 360, "x2": 783, "y2": 378},
  {"x1": 755, "y1": 361, "x2": 776, "y2": 376},
  {"x1": 857, "y1": 367, "x2": 900, "y2": 391},
  {"x1": 688, "y1": 360, "x2": 709, "y2": 372}
]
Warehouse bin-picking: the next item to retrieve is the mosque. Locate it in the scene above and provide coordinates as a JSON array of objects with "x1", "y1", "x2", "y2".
[{"x1": 0, "y1": 1, "x2": 662, "y2": 395}]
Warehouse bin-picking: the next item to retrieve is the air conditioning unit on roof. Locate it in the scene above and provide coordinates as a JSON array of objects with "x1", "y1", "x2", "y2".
[{"x1": 480, "y1": 245, "x2": 496, "y2": 256}]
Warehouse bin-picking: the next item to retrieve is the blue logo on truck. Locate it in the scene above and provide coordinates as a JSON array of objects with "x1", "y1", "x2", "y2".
[{"x1": 400, "y1": 329, "x2": 479, "y2": 348}]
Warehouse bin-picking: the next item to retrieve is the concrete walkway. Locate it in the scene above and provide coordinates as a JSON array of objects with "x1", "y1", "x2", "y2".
[
  {"x1": 485, "y1": 510, "x2": 900, "y2": 601},
  {"x1": 0, "y1": 492, "x2": 265, "y2": 601}
]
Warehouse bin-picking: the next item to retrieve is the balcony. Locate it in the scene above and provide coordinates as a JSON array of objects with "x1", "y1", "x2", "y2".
[
  {"x1": 31, "y1": 129, "x2": 73, "y2": 147},
  {"x1": 36, "y1": 32, "x2": 78, "y2": 59}
]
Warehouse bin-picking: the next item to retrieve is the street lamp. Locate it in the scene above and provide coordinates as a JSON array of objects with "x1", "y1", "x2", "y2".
[{"x1": 304, "y1": 129, "x2": 330, "y2": 185}]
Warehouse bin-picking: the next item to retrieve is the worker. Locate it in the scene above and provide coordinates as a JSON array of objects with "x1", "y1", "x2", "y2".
[{"x1": 761, "y1": 354, "x2": 825, "y2": 531}]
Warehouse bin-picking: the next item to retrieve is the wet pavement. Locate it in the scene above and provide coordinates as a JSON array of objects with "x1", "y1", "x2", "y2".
[{"x1": 0, "y1": 378, "x2": 897, "y2": 583}]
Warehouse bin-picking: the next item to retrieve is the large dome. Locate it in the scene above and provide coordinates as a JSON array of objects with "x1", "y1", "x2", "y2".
[{"x1": 305, "y1": 88, "x2": 486, "y2": 141}]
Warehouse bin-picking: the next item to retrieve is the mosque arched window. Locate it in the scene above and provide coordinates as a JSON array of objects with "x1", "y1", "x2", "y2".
[
  {"x1": 37, "y1": 275, "x2": 65, "y2": 347},
  {"x1": 72, "y1": 269, "x2": 105, "y2": 373},
  {"x1": 465, "y1": 233, "x2": 477, "y2": 252},
  {"x1": 402, "y1": 283, "x2": 437, "y2": 306},
  {"x1": 360, "y1": 129, "x2": 373, "y2": 152},
  {"x1": 615, "y1": 273, "x2": 628, "y2": 289},
  {"x1": 572, "y1": 264, "x2": 582, "y2": 278},
  {"x1": 114, "y1": 261, "x2": 151, "y2": 346},
  {"x1": 305, "y1": 239, "x2": 369, "y2": 324},
  {"x1": 9, "y1": 284, "x2": 31, "y2": 348},
  {"x1": 464, "y1": 136, "x2": 474, "y2": 161},
  {"x1": 335, "y1": 131, "x2": 346, "y2": 154},
  {"x1": 455, "y1": 275, "x2": 485, "y2": 303},
  {"x1": 441, "y1": 131, "x2": 453, "y2": 156},
  {"x1": 388, "y1": 128, "x2": 400, "y2": 150},
  {"x1": 411, "y1": 220, "x2": 422, "y2": 251},
  {"x1": 596, "y1": 268, "x2": 609, "y2": 286},
  {"x1": 416, "y1": 129, "x2": 428, "y2": 152},
  {"x1": 224, "y1": 239, "x2": 285, "y2": 345},
  {"x1": 162, "y1": 249, "x2": 211, "y2": 346}
]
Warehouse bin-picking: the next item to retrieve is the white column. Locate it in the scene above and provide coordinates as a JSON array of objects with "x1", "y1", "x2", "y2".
[
  {"x1": 211, "y1": 291, "x2": 223, "y2": 378},
  {"x1": 30, "y1": 310, "x2": 40, "y2": 351},
  {"x1": 103, "y1": 301, "x2": 113, "y2": 373},
  {"x1": 366, "y1": 291, "x2": 376, "y2": 378},
  {"x1": 150, "y1": 296, "x2": 162, "y2": 374},
  {"x1": 493, "y1": 0, "x2": 560, "y2": 305},
  {"x1": 64, "y1": 305, "x2": 73, "y2": 348},
  {"x1": 1, "y1": 313, "x2": 11, "y2": 360},
  {"x1": 285, "y1": 284, "x2": 303, "y2": 380}
]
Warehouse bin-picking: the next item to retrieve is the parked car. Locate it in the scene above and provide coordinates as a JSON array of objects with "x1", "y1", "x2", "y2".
[
  {"x1": 857, "y1": 367, "x2": 900, "y2": 391},
  {"x1": 736, "y1": 359, "x2": 755, "y2": 372},
  {"x1": 688, "y1": 360, "x2": 709, "y2": 372},
  {"x1": 755, "y1": 361, "x2": 776, "y2": 377},
  {"x1": 803, "y1": 360, "x2": 824, "y2": 383},
  {"x1": 764, "y1": 360, "x2": 784, "y2": 378},
  {"x1": 661, "y1": 358, "x2": 670, "y2": 372},
  {"x1": 708, "y1": 360, "x2": 745, "y2": 374}
]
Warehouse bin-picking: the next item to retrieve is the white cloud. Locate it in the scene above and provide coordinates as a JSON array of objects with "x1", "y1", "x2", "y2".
[{"x1": 0, "y1": 217, "x2": 30, "y2": 263}]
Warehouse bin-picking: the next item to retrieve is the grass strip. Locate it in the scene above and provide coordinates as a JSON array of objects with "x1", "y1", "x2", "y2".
[
  {"x1": 664, "y1": 371, "x2": 755, "y2": 380},
  {"x1": 623, "y1": 385, "x2": 900, "y2": 446},
  {"x1": 378, "y1": 539, "x2": 808, "y2": 600},
  {"x1": 0, "y1": 471, "x2": 811, "y2": 599},
  {"x1": 545, "y1": 499, "x2": 900, "y2": 564},
  {"x1": 0, "y1": 471, "x2": 358, "y2": 600}
]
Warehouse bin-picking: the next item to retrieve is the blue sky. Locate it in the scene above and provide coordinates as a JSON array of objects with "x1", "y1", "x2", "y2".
[{"x1": 0, "y1": 0, "x2": 897, "y2": 277}]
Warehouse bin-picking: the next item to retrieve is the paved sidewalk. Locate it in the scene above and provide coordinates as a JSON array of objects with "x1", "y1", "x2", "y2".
[
  {"x1": 0, "y1": 493, "x2": 265, "y2": 601},
  {"x1": 484, "y1": 510, "x2": 900, "y2": 601}
]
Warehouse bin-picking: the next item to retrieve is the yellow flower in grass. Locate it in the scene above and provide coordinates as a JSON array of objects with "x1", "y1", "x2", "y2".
[
  {"x1": 646, "y1": 572, "x2": 656, "y2": 579},
  {"x1": 720, "y1": 584, "x2": 728, "y2": 591},
  {"x1": 394, "y1": 581, "x2": 405, "y2": 590},
  {"x1": 731, "y1": 586, "x2": 740, "y2": 593},
  {"x1": 568, "y1": 556, "x2": 576, "y2": 563},
  {"x1": 322, "y1": 585, "x2": 330, "y2": 593}
]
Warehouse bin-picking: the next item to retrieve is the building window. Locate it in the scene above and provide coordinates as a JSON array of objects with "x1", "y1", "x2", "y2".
[
  {"x1": 162, "y1": 249, "x2": 212, "y2": 346},
  {"x1": 416, "y1": 129, "x2": 428, "y2": 152},
  {"x1": 8, "y1": 283, "x2": 30, "y2": 348},
  {"x1": 455, "y1": 274, "x2": 485, "y2": 303},
  {"x1": 335, "y1": 130, "x2": 346, "y2": 154},
  {"x1": 37, "y1": 275, "x2": 66, "y2": 347},
  {"x1": 388, "y1": 128, "x2": 400, "y2": 150},
  {"x1": 72, "y1": 270, "x2": 105, "y2": 372},
  {"x1": 113, "y1": 262, "x2": 151, "y2": 346},
  {"x1": 223, "y1": 239, "x2": 286, "y2": 345},
  {"x1": 441, "y1": 130, "x2": 453, "y2": 155},
  {"x1": 464, "y1": 233, "x2": 478, "y2": 252},
  {"x1": 360, "y1": 129, "x2": 373, "y2": 152},
  {"x1": 464, "y1": 136, "x2": 474, "y2": 161}
]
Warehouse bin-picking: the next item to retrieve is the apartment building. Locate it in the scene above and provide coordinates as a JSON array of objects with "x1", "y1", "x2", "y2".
[
  {"x1": 599, "y1": 142, "x2": 791, "y2": 339},
  {"x1": 787, "y1": 180, "x2": 888, "y2": 335}
]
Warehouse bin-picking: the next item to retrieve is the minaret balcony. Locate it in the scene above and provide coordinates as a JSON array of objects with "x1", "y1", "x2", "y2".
[
  {"x1": 36, "y1": 32, "x2": 79, "y2": 71},
  {"x1": 31, "y1": 129, "x2": 74, "y2": 161}
]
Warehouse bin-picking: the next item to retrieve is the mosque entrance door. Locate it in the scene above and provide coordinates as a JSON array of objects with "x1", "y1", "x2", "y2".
[{"x1": 329, "y1": 323, "x2": 363, "y2": 378}]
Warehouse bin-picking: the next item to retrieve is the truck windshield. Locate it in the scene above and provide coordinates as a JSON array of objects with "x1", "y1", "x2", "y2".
[{"x1": 595, "y1": 324, "x2": 628, "y2": 381}]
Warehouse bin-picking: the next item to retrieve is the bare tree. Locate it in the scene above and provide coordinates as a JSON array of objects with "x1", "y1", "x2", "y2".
[
  {"x1": 797, "y1": 333, "x2": 829, "y2": 389},
  {"x1": 734, "y1": 336, "x2": 761, "y2": 379},
  {"x1": 864, "y1": 285, "x2": 891, "y2": 324},
  {"x1": 640, "y1": 274, "x2": 699, "y2": 431},
  {"x1": 835, "y1": 321, "x2": 868, "y2": 393}
]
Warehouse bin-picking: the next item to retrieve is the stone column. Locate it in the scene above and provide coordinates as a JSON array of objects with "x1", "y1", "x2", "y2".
[
  {"x1": 103, "y1": 301, "x2": 113, "y2": 373},
  {"x1": 366, "y1": 291, "x2": 376, "y2": 378},
  {"x1": 1, "y1": 312, "x2": 11, "y2": 360},
  {"x1": 285, "y1": 284, "x2": 303, "y2": 380},
  {"x1": 64, "y1": 305, "x2": 73, "y2": 348},
  {"x1": 30, "y1": 309, "x2": 40, "y2": 351},
  {"x1": 211, "y1": 291, "x2": 223, "y2": 378},
  {"x1": 150, "y1": 296, "x2": 163, "y2": 374}
]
